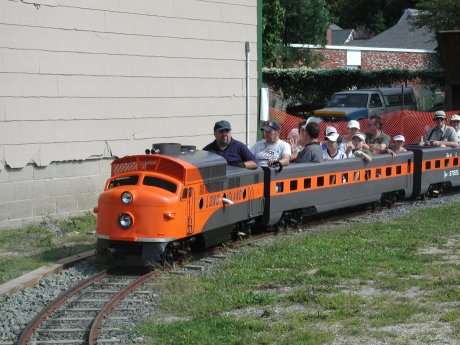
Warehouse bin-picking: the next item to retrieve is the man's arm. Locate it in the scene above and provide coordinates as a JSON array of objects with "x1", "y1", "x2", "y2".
[
  {"x1": 240, "y1": 144, "x2": 258, "y2": 169},
  {"x1": 244, "y1": 160, "x2": 257, "y2": 169}
]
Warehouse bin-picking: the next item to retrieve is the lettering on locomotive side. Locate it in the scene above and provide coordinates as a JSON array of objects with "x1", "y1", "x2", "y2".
[{"x1": 204, "y1": 189, "x2": 245, "y2": 208}]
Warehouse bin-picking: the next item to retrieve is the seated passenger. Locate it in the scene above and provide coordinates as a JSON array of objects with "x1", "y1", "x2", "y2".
[
  {"x1": 292, "y1": 122, "x2": 323, "y2": 163},
  {"x1": 389, "y1": 135, "x2": 407, "y2": 153},
  {"x1": 450, "y1": 114, "x2": 460, "y2": 143},
  {"x1": 322, "y1": 126, "x2": 345, "y2": 152},
  {"x1": 289, "y1": 120, "x2": 307, "y2": 161},
  {"x1": 420, "y1": 111, "x2": 458, "y2": 148},
  {"x1": 323, "y1": 132, "x2": 347, "y2": 160},
  {"x1": 364, "y1": 116, "x2": 391, "y2": 155},
  {"x1": 203, "y1": 120, "x2": 257, "y2": 169},
  {"x1": 343, "y1": 120, "x2": 360, "y2": 146},
  {"x1": 250, "y1": 120, "x2": 290, "y2": 167},
  {"x1": 346, "y1": 132, "x2": 372, "y2": 162}
]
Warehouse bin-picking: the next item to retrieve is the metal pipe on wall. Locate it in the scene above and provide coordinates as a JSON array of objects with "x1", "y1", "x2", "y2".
[{"x1": 245, "y1": 41, "x2": 250, "y2": 145}]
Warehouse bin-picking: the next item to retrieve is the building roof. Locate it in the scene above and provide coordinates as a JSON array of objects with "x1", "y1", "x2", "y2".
[
  {"x1": 346, "y1": 9, "x2": 436, "y2": 51},
  {"x1": 332, "y1": 29, "x2": 354, "y2": 45}
]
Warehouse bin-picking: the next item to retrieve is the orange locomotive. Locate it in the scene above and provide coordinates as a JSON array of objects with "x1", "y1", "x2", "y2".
[{"x1": 95, "y1": 144, "x2": 265, "y2": 266}]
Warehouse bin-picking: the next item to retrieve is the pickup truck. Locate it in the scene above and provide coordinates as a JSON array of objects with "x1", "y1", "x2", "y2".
[{"x1": 312, "y1": 87, "x2": 417, "y2": 121}]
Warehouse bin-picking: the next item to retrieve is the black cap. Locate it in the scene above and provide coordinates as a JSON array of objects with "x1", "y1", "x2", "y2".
[
  {"x1": 261, "y1": 120, "x2": 281, "y2": 132},
  {"x1": 214, "y1": 120, "x2": 231, "y2": 131}
]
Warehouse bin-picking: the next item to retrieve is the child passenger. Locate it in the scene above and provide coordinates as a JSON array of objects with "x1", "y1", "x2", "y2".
[
  {"x1": 346, "y1": 132, "x2": 372, "y2": 162},
  {"x1": 391, "y1": 135, "x2": 407, "y2": 153},
  {"x1": 323, "y1": 132, "x2": 347, "y2": 160}
]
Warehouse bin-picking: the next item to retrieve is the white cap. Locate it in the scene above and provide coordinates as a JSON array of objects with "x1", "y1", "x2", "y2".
[
  {"x1": 325, "y1": 132, "x2": 339, "y2": 142},
  {"x1": 352, "y1": 132, "x2": 366, "y2": 141},
  {"x1": 451, "y1": 114, "x2": 460, "y2": 122},
  {"x1": 306, "y1": 116, "x2": 322, "y2": 124},
  {"x1": 325, "y1": 126, "x2": 337, "y2": 136},
  {"x1": 393, "y1": 135, "x2": 405, "y2": 142},
  {"x1": 434, "y1": 110, "x2": 447, "y2": 119},
  {"x1": 348, "y1": 120, "x2": 360, "y2": 129}
]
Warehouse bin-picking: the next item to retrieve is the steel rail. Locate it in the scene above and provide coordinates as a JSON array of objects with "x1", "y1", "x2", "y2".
[
  {"x1": 88, "y1": 271, "x2": 158, "y2": 345},
  {"x1": 17, "y1": 270, "x2": 109, "y2": 345}
]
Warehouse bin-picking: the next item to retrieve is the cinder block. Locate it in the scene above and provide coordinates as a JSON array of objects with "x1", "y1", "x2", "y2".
[
  {"x1": 44, "y1": 179, "x2": 69, "y2": 197},
  {"x1": 32, "y1": 197, "x2": 57, "y2": 217},
  {"x1": 0, "y1": 166, "x2": 9, "y2": 183},
  {"x1": 8, "y1": 165, "x2": 34, "y2": 182},
  {"x1": 99, "y1": 159, "x2": 113, "y2": 176},
  {"x1": 0, "y1": 219, "x2": 22, "y2": 231},
  {"x1": 33, "y1": 164, "x2": 57, "y2": 180},
  {"x1": 77, "y1": 160, "x2": 100, "y2": 177},
  {"x1": 56, "y1": 195, "x2": 78, "y2": 214},
  {"x1": 7, "y1": 200, "x2": 33, "y2": 220},
  {"x1": 0, "y1": 182, "x2": 21, "y2": 203},
  {"x1": 0, "y1": 203, "x2": 10, "y2": 222},
  {"x1": 56, "y1": 161, "x2": 79, "y2": 178},
  {"x1": 20, "y1": 180, "x2": 45, "y2": 200},
  {"x1": 77, "y1": 192, "x2": 98, "y2": 211},
  {"x1": 68, "y1": 176, "x2": 98, "y2": 195}
]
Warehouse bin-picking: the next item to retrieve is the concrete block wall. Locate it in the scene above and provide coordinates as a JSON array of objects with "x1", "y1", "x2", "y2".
[
  {"x1": 0, "y1": 159, "x2": 112, "y2": 230},
  {"x1": 0, "y1": 0, "x2": 259, "y2": 229}
]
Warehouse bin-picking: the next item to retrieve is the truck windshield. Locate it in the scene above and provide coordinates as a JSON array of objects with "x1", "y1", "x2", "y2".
[{"x1": 326, "y1": 94, "x2": 368, "y2": 108}]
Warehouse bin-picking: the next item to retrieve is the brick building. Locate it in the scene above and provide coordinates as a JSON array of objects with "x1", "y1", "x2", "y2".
[{"x1": 292, "y1": 9, "x2": 440, "y2": 71}]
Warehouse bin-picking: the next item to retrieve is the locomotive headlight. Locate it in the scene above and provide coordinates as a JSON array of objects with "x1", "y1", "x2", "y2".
[
  {"x1": 121, "y1": 191, "x2": 133, "y2": 204},
  {"x1": 118, "y1": 213, "x2": 133, "y2": 229}
]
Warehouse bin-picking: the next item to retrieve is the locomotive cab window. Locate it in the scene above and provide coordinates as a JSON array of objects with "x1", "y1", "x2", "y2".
[
  {"x1": 143, "y1": 176, "x2": 177, "y2": 193},
  {"x1": 108, "y1": 175, "x2": 139, "y2": 189}
]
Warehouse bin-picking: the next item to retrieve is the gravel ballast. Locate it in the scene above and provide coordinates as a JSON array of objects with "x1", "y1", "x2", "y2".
[{"x1": 1, "y1": 192, "x2": 460, "y2": 344}]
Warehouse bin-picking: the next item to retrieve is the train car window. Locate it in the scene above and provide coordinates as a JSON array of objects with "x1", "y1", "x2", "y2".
[
  {"x1": 329, "y1": 175, "x2": 336, "y2": 185},
  {"x1": 365, "y1": 170, "x2": 371, "y2": 181},
  {"x1": 143, "y1": 176, "x2": 177, "y2": 193},
  {"x1": 108, "y1": 175, "x2": 139, "y2": 189},
  {"x1": 454, "y1": 158, "x2": 459, "y2": 166},
  {"x1": 317, "y1": 176, "x2": 324, "y2": 187},
  {"x1": 276, "y1": 182, "x2": 284, "y2": 193},
  {"x1": 386, "y1": 167, "x2": 392, "y2": 176},
  {"x1": 342, "y1": 173, "x2": 348, "y2": 183},
  {"x1": 290, "y1": 180, "x2": 298, "y2": 191},
  {"x1": 376, "y1": 168, "x2": 382, "y2": 178},
  {"x1": 435, "y1": 160, "x2": 441, "y2": 169},
  {"x1": 425, "y1": 161, "x2": 431, "y2": 170},
  {"x1": 354, "y1": 171, "x2": 360, "y2": 181},
  {"x1": 396, "y1": 166, "x2": 402, "y2": 175},
  {"x1": 445, "y1": 159, "x2": 450, "y2": 167},
  {"x1": 304, "y1": 178, "x2": 311, "y2": 189}
]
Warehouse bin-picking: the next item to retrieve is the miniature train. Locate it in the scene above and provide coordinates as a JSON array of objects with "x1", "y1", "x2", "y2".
[{"x1": 94, "y1": 143, "x2": 460, "y2": 266}]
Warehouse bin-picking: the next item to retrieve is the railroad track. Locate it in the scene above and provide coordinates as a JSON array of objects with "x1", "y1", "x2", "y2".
[{"x1": 17, "y1": 269, "x2": 160, "y2": 345}]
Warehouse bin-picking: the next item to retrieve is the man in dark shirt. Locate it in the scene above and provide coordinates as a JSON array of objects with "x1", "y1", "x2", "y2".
[
  {"x1": 293, "y1": 122, "x2": 323, "y2": 163},
  {"x1": 203, "y1": 120, "x2": 257, "y2": 169}
]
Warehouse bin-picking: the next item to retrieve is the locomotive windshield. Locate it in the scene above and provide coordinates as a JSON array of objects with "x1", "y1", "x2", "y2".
[
  {"x1": 143, "y1": 176, "x2": 177, "y2": 194},
  {"x1": 108, "y1": 175, "x2": 139, "y2": 189}
]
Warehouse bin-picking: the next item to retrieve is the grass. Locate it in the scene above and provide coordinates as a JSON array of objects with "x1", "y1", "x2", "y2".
[
  {"x1": 0, "y1": 213, "x2": 96, "y2": 284},
  {"x1": 138, "y1": 202, "x2": 460, "y2": 344}
]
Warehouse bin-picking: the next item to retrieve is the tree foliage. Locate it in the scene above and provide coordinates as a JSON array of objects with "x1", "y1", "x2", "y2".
[
  {"x1": 262, "y1": 0, "x2": 330, "y2": 68},
  {"x1": 326, "y1": 0, "x2": 417, "y2": 35},
  {"x1": 263, "y1": 67, "x2": 444, "y2": 104},
  {"x1": 262, "y1": 0, "x2": 285, "y2": 67},
  {"x1": 412, "y1": 0, "x2": 460, "y2": 32}
]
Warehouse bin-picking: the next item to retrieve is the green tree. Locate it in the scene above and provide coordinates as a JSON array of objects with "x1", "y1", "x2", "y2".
[
  {"x1": 412, "y1": 0, "x2": 460, "y2": 32},
  {"x1": 262, "y1": 0, "x2": 285, "y2": 67}
]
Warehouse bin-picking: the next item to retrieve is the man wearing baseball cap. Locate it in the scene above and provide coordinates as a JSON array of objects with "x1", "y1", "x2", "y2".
[
  {"x1": 250, "y1": 120, "x2": 291, "y2": 167},
  {"x1": 203, "y1": 120, "x2": 257, "y2": 169},
  {"x1": 421, "y1": 111, "x2": 458, "y2": 148},
  {"x1": 450, "y1": 114, "x2": 460, "y2": 144}
]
